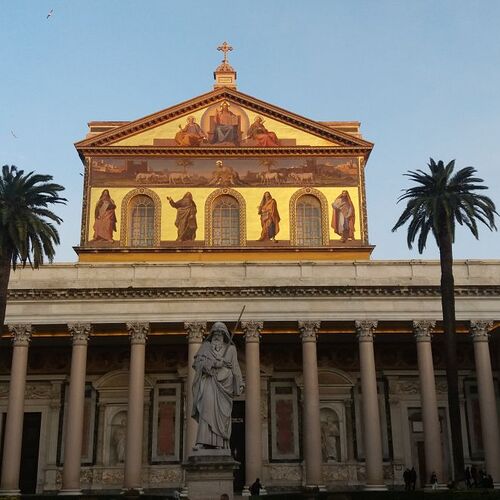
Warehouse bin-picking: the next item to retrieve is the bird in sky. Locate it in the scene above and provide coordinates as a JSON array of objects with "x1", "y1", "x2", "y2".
[
  {"x1": 47, "y1": 9, "x2": 54, "y2": 19},
  {"x1": 10, "y1": 130, "x2": 17, "y2": 139}
]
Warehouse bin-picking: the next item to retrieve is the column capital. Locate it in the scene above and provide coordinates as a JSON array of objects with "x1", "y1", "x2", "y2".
[
  {"x1": 299, "y1": 320, "x2": 320, "y2": 342},
  {"x1": 68, "y1": 323, "x2": 92, "y2": 345},
  {"x1": 184, "y1": 322, "x2": 206, "y2": 343},
  {"x1": 126, "y1": 322, "x2": 149, "y2": 344},
  {"x1": 242, "y1": 321, "x2": 263, "y2": 343},
  {"x1": 8, "y1": 324, "x2": 32, "y2": 346},
  {"x1": 470, "y1": 320, "x2": 494, "y2": 342},
  {"x1": 355, "y1": 320, "x2": 377, "y2": 342},
  {"x1": 413, "y1": 320, "x2": 436, "y2": 342}
]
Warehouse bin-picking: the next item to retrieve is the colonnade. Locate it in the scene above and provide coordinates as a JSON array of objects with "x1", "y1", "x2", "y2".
[{"x1": 0, "y1": 319, "x2": 498, "y2": 495}]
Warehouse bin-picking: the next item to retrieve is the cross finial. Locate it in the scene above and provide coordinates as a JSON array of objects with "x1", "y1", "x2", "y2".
[{"x1": 217, "y1": 41, "x2": 233, "y2": 63}]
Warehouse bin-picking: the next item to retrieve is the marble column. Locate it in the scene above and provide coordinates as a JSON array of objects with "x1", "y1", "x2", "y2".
[
  {"x1": 413, "y1": 320, "x2": 444, "y2": 488},
  {"x1": 0, "y1": 324, "x2": 32, "y2": 496},
  {"x1": 59, "y1": 323, "x2": 92, "y2": 495},
  {"x1": 299, "y1": 320, "x2": 325, "y2": 490},
  {"x1": 355, "y1": 320, "x2": 386, "y2": 491},
  {"x1": 184, "y1": 321, "x2": 206, "y2": 458},
  {"x1": 123, "y1": 322, "x2": 149, "y2": 493},
  {"x1": 242, "y1": 321, "x2": 265, "y2": 496},
  {"x1": 470, "y1": 320, "x2": 500, "y2": 487}
]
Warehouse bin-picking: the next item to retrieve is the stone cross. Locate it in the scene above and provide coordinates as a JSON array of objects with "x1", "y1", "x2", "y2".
[{"x1": 217, "y1": 41, "x2": 233, "y2": 63}]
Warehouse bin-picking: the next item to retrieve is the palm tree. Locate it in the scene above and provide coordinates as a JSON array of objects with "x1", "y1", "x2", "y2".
[
  {"x1": 0, "y1": 165, "x2": 66, "y2": 329},
  {"x1": 392, "y1": 158, "x2": 497, "y2": 483}
]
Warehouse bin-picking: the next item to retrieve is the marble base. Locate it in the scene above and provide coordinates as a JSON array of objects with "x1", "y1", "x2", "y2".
[
  {"x1": 0, "y1": 490, "x2": 21, "y2": 497},
  {"x1": 58, "y1": 488, "x2": 83, "y2": 495},
  {"x1": 364, "y1": 484, "x2": 388, "y2": 491},
  {"x1": 183, "y1": 451, "x2": 239, "y2": 500}
]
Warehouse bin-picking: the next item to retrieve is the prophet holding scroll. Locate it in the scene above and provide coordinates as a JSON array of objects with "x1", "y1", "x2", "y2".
[
  {"x1": 331, "y1": 190, "x2": 355, "y2": 242},
  {"x1": 247, "y1": 116, "x2": 279, "y2": 147},
  {"x1": 93, "y1": 189, "x2": 117, "y2": 242},
  {"x1": 258, "y1": 191, "x2": 280, "y2": 241},
  {"x1": 167, "y1": 192, "x2": 197, "y2": 241},
  {"x1": 192, "y1": 322, "x2": 244, "y2": 449}
]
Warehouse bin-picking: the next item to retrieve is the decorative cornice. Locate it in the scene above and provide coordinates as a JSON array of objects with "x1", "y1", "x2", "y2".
[
  {"x1": 77, "y1": 146, "x2": 373, "y2": 157},
  {"x1": 298, "y1": 320, "x2": 320, "y2": 342},
  {"x1": 355, "y1": 320, "x2": 377, "y2": 342},
  {"x1": 184, "y1": 322, "x2": 206, "y2": 343},
  {"x1": 470, "y1": 320, "x2": 494, "y2": 342},
  {"x1": 126, "y1": 322, "x2": 149, "y2": 344},
  {"x1": 8, "y1": 324, "x2": 32, "y2": 346},
  {"x1": 413, "y1": 320, "x2": 436, "y2": 342},
  {"x1": 7, "y1": 285, "x2": 500, "y2": 302},
  {"x1": 68, "y1": 323, "x2": 92, "y2": 345},
  {"x1": 242, "y1": 321, "x2": 263, "y2": 343}
]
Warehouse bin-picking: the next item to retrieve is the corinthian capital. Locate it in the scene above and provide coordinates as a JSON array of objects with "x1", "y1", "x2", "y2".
[
  {"x1": 126, "y1": 322, "x2": 149, "y2": 344},
  {"x1": 470, "y1": 320, "x2": 493, "y2": 342},
  {"x1": 355, "y1": 320, "x2": 378, "y2": 342},
  {"x1": 242, "y1": 321, "x2": 263, "y2": 343},
  {"x1": 184, "y1": 322, "x2": 206, "y2": 343},
  {"x1": 68, "y1": 323, "x2": 92, "y2": 345},
  {"x1": 413, "y1": 320, "x2": 435, "y2": 342},
  {"x1": 299, "y1": 321, "x2": 320, "y2": 342},
  {"x1": 8, "y1": 324, "x2": 32, "y2": 346}
]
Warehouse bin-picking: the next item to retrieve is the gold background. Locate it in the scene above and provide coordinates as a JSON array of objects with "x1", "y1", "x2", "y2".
[{"x1": 88, "y1": 186, "x2": 360, "y2": 242}]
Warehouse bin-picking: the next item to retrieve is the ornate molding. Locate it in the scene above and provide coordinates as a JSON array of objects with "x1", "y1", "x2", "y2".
[
  {"x1": 359, "y1": 157, "x2": 369, "y2": 244},
  {"x1": 413, "y1": 320, "x2": 436, "y2": 342},
  {"x1": 6, "y1": 285, "x2": 500, "y2": 301},
  {"x1": 119, "y1": 188, "x2": 162, "y2": 247},
  {"x1": 79, "y1": 146, "x2": 373, "y2": 158},
  {"x1": 470, "y1": 320, "x2": 494, "y2": 342},
  {"x1": 242, "y1": 321, "x2": 263, "y2": 343},
  {"x1": 68, "y1": 323, "x2": 92, "y2": 345},
  {"x1": 126, "y1": 322, "x2": 149, "y2": 344},
  {"x1": 204, "y1": 188, "x2": 247, "y2": 246},
  {"x1": 81, "y1": 156, "x2": 91, "y2": 245},
  {"x1": 299, "y1": 320, "x2": 320, "y2": 342},
  {"x1": 355, "y1": 320, "x2": 377, "y2": 342},
  {"x1": 289, "y1": 188, "x2": 330, "y2": 246},
  {"x1": 8, "y1": 324, "x2": 32, "y2": 346},
  {"x1": 184, "y1": 321, "x2": 206, "y2": 343}
]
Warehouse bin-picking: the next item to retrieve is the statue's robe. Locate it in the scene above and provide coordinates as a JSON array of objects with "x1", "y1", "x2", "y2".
[{"x1": 192, "y1": 341, "x2": 243, "y2": 448}]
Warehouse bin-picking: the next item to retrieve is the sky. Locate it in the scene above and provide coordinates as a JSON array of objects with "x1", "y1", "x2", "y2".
[{"x1": 1, "y1": 0, "x2": 499, "y2": 263}]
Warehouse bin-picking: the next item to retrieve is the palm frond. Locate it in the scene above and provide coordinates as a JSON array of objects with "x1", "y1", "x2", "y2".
[
  {"x1": 392, "y1": 158, "x2": 498, "y2": 252},
  {"x1": 0, "y1": 165, "x2": 66, "y2": 268}
]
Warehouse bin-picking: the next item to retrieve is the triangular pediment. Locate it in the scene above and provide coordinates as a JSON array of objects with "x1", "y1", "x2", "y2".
[{"x1": 75, "y1": 88, "x2": 373, "y2": 152}]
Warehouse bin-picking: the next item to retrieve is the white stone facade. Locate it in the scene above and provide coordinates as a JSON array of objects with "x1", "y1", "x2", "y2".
[{"x1": 0, "y1": 259, "x2": 499, "y2": 493}]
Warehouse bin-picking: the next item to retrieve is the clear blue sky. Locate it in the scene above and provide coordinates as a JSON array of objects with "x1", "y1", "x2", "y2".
[{"x1": 1, "y1": 0, "x2": 499, "y2": 262}]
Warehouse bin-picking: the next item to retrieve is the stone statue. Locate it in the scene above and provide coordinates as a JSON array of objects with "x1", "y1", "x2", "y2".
[
  {"x1": 321, "y1": 414, "x2": 340, "y2": 462},
  {"x1": 192, "y1": 322, "x2": 244, "y2": 449},
  {"x1": 112, "y1": 415, "x2": 127, "y2": 463}
]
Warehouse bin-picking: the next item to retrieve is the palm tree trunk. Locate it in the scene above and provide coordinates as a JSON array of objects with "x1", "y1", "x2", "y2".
[
  {"x1": 438, "y1": 227, "x2": 465, "y2": 483},
  {"x1": 0, "y1": 251, "x2": 12, "y2": 331}
]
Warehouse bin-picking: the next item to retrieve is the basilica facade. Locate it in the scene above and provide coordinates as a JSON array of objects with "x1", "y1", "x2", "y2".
[{"x1": 1, "y1": 49, "x2": 499, "y2": 496}]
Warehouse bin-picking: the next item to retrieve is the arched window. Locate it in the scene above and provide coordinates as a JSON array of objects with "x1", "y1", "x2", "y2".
[
  {"x1": 212, "y1": 195, "x2": 240, "y2": 246},
  {"x1": 296, "y1": 195, "x2": 322, "y2": 246},
  {"x1": 129, "y1": 195, "x2": 155, "y2": 247}
]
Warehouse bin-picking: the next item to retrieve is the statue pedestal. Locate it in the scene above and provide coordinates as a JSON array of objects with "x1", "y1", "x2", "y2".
[{"x1": 183, "y1": 449, "x2": 239, "y2": 500}]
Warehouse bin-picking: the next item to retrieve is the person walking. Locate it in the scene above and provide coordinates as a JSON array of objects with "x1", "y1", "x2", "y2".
[
  {"x1": 465, "y1": 467, "x2": 472, "y2": 488},
  {"x1": 403, "y1": 468, "x2": 411, "y2": 491},
  {"x1": 430, "y1": 471, "x2": 438, "y2": 490},
  {"x1": 409, "y1": 466, "x2": 417, "y2": 490}
]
